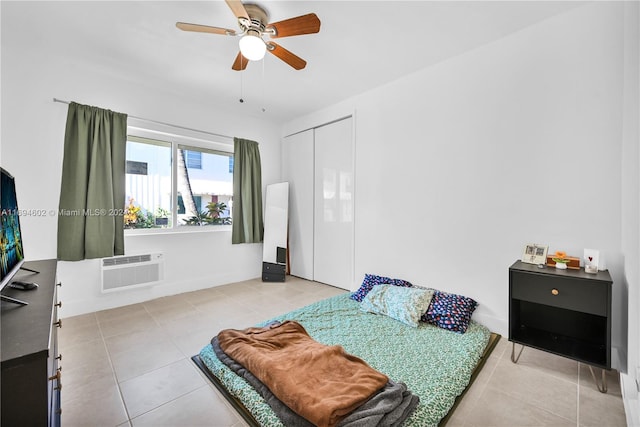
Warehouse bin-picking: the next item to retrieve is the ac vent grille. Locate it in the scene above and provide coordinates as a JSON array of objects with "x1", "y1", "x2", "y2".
[{"x1": 102, "y1": 254, "x2": 152, "y2": 267}]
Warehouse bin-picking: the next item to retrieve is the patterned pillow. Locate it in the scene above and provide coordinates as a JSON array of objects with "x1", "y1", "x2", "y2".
[
  {"x1": 360, "y1": 284, "x2": 434, "y2": 327},
  {"x1": 350, "y1": 273, "x2": 413, "y2": 302},
  {"x1": 421, "y1": 290, "x2": 478, "y2": 334}
]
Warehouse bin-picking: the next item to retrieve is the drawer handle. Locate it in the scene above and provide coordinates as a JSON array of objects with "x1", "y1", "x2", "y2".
[
  {"x1": 48, "y1": 370, "x2": 61, "y2": 382},
  {"x1": 49, "y1": 369, "x2": 62, "y2": 390},
  {"x1": 54, "y1": 319, "x2": 62, "y2": 328},
  {"x1": 55, "y1": 301, "x2": 62, "y2": 308},
  {"x1": 551, "y1": 288, "x2": 559, "y2": 296}
]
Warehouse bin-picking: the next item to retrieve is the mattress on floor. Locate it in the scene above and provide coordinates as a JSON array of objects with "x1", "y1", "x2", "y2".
[{"x1": 198, "y1": 293, "x2": 492, "y2": 427}]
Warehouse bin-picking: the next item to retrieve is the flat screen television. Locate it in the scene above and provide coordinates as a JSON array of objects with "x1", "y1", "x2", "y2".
[{"x1": 1, "y1": 167, "x2": 29, "y2": 305}]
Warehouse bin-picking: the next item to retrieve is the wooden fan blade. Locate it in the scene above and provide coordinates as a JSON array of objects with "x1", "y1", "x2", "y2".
[
  {"x1": 267, "y1": 42, "x2": 306, "y2": 70},
  {"x1": 232, "y1": 52, "x2": 249, "y2": 71},
  {"x1": 267, "y1": 13, "x2": 321, "y2": 38},
  {"x1": 225, "y1": 0, "x2": 249, "y2": 20},
  {"x1": 176, "y1": 22, "x2": 236, "y2": 36}
]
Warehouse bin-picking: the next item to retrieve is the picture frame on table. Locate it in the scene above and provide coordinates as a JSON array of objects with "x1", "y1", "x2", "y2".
[
  {"x1": 584, "y1": 248, "x2": 600, "y2": 274},
  {"x1": 522, "y1": 243, "x2": 549, "y2": 265}
]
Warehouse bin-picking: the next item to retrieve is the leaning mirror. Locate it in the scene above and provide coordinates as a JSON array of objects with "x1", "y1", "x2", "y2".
[{"x1": 262, "y1": 182, "x2": 289, "y2": 282}]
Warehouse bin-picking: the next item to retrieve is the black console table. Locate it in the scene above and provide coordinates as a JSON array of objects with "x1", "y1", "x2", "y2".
[
  {"x1": 1, "y1": 259, "x2": 62, "y2": 426},
  {"x1": 508, "y1": 260, "x2": 612, "y2": 392}
]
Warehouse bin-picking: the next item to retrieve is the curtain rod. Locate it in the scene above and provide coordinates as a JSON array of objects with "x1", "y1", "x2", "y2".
[{"x1": 52, "y1": 98, "x2": 234, "y2": 142}]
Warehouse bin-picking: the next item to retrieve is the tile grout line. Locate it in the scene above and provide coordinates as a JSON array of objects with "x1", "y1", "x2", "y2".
[{"x1": 94, "y1": 312, "x2": 134, "y2": 425}]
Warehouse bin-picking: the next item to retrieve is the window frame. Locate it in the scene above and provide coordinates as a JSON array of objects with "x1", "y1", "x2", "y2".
[{"x1": 124, "y1": 127, "x2": 234, "y2": 235}]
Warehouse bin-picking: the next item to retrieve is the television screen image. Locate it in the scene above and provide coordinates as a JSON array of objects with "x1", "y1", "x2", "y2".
[{"x1": 0, "y1": 168, "x2": 25, "y2": 296}]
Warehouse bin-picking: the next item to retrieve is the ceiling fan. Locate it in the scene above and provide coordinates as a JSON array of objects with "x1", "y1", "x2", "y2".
[{"x1": 176, "y1": 0, "x2": 321, "y2": 71}]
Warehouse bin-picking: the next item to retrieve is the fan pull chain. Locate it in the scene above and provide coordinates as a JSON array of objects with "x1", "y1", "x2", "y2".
[
  {"x1": 261, "y1": 58, "x2": 266, "y2": 113},
  {"x1": 239, "y1": 57, "x2": 245, "y2": 104}
]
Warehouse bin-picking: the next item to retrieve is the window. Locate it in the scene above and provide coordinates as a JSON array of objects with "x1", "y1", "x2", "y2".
[
  {"x1": 125, "y1": 136, "x2": 172, "y2": 229},
  {"x1": 124, "y1": 134, "x2": 233, "y2": 230},
  {"x1": 177, "y1": 145, "x2": 233, "y2": 227},
  {"x1": 185, "y1": 150, "x2": 202, "y2": 169},
  {"x1": 177, "y1": 195, "x2": 202, "y2": 215}
]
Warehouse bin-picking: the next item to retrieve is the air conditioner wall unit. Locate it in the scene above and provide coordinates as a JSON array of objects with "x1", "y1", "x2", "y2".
[{"x1": 101, "y1": 253, "x2": 164, "y2": 292}]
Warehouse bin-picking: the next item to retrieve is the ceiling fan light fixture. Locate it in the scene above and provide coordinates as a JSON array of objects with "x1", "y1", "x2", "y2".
[
  {"x1": 176, "y1": 1, "x2": 320, "y2": 71},
  {"x1": 239, "y1": 30, "x2": 266, "y2": 61}
]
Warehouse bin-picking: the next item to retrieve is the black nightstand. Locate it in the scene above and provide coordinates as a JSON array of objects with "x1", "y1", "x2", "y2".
[{"x1": 508, "y1": 260, "x2": 612, "y2": 392}]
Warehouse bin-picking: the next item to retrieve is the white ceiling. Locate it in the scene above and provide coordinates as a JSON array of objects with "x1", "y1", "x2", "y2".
[{"x1": 2, "y1": 1, "x2": 582, "y2": 124}]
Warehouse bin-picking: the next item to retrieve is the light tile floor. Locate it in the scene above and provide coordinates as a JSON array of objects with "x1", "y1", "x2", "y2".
[{"x1": 59, "y1": 277, "x2": 627, "y2": 427}]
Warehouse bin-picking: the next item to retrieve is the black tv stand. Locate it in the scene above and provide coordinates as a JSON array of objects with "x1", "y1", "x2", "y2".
[
  {"x1": 0, "y1": 294, "x2": 28, "y2": 306},
  {"x1": 1, "y1": 259, "x2": 61, "y2": 426}
]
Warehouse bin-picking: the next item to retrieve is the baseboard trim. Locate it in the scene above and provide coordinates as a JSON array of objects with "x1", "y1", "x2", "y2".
[{"x1": 621, "y1": 372, "x2": 640, "y2": 427}]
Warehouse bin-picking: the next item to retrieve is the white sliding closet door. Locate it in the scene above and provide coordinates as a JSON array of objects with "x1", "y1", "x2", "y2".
[
  {"x1": 282, "y1": 130, "x2": 314, "y2": 280},
  {"x1": 313, "y1": 117, "x2": 354, "y2": 290}
]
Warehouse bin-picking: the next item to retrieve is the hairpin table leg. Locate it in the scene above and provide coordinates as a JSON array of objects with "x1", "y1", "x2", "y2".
[
  {"x1": 588, "y1": 365, "x2": 608, "y2": 393},
  {"x1": 511, "y1": 342, "x2": 525, "y2": 363}
]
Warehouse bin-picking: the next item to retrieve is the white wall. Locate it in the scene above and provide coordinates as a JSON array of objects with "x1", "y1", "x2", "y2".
[
  {"x1": 284, "y1": 2, "x2": 629, "y2": 367},
  {"x1": 1, "y1": 15, "x2": 281, "y2": 316},
  {"x1": 620, "y1": 2, "x2": 640, "y2": 425}
]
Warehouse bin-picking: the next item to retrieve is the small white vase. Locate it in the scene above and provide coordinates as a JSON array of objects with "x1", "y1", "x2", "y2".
[{"x1": 555, "y1": 262, "x2": 568, "y2": 270}]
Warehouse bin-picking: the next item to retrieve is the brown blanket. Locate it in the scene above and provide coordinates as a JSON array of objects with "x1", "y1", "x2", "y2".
[{"x1": 217, "y1": 320, "x2": 389, "y2": 427}]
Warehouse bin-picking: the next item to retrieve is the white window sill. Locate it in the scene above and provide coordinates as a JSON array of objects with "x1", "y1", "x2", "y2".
[{"x1": 124, "y1": 225, "x2": 232, "y2": 237}]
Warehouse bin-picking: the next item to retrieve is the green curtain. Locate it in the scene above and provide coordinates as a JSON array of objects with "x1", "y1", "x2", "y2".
[
  {"x1": 232, "y1": 137, "x2": 264, "y2": 244},
  {"x1": 57, "y1": 102, "x2": 127, "y2": 261}
]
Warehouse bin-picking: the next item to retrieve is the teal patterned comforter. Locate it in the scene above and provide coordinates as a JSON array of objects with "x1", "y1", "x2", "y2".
[{"x1": 198, "y1": 293, "x2": 491, "y2": 427}]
